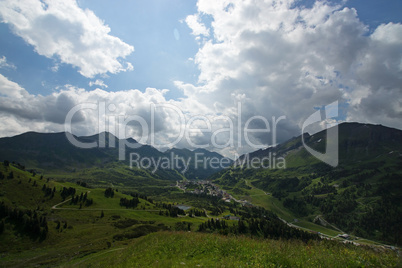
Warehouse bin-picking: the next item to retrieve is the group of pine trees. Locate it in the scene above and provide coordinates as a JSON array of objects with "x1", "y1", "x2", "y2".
[
  {"x1": 130, "y1": 192, "x2": 153, "y2": 204},
  {"x1": 76, "y1": 181, "x2": 88, "y2": 188},
  {"x1": 59, "y1": 186, "x2": 93, "y2": 208},
  {"x1": 118, "y1": 192, "x2": 156, "y2": 209},
  {"x1": 198, "y1": 218, "x2": 228, "y2": 232},
  {"x1": 174, "y1": 221, "x2": 192, "y2": 231},
  {"x1": 42, "y1": 184, "x2": 56, "y2": 198},
  {"x1": 60, "y1": 187, "x2": 76, "y2": 200},
  {"x1": 156, "y1": 203, "x2": 185, "y2": 217},
  {"x1": 0, "y1": 202, "x2": 48, "y2": 240},
  {"x1": 104, "y1": 187, "x2": 115, "y2": 198},
  {"x1": 188, "y1": 208, "x2": 207, "y2": 217},
  {"x1": 0, "y1": 170, "x2": 14, "y2": 180},
  {"x1": 70, "y1": 191, "x2": 93, "y2": 207},
  {"x1": 119, "y1": 197, "x2": 140, "y2": 208},
  {"x1": 198, "y1": 217, "x2": 320, "y2": 242}
]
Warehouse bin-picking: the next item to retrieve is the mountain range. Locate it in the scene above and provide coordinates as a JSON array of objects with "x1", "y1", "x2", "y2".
[{"x1": 0, "y1": 131, "x2": 232, "y2": 180}]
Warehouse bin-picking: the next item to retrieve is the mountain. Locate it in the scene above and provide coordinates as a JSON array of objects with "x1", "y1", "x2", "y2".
[
  {"x1": 0, "y1": 132, "x2": 112, "y2": 169},
  {"x1": 212, "y1": 122, "x2": 402, "y2": 245},
  {"x1": 0, "y1": 131, "x2": 230, "y2": 180},
  {"x1": 0, "y1": 131, "x2": 153, "y2": 169},
  {"x1": 235, "y1": 122, "x2": 402, "y2": 167},
  {"x1": 165, "y1": 147, "x2": 233, "y2": 179}
]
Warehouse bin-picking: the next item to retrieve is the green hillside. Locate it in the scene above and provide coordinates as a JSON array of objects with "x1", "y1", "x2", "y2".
[
  {"x1": 213, "y1": 123, "x2": 402, "y2": 245},
  {"x1": 1, "y1": 160, "x2": 399, "y2": 267},
  {"x1": 63, "y1": 231, "x2": 399, "y2": 267},
  {"x1": 0, "y1": 162, "x2": 205, "y2": 267}
]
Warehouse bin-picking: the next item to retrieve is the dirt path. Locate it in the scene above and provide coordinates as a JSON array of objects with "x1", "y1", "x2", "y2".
[
  {"x1": 203, "y1": 208, "x2": 211, "y2": 218},
  {"x1": 51, "y1": 198, "x2": 73, "y2": 209},
  {"x1": 314, "y1": 215, "x2": 344, "y2": 233}
]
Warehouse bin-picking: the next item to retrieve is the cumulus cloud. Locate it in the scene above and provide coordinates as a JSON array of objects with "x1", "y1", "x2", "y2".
[
  {"x1": 346, "y1": 23, "x2": 402, "y2": 126},
  {"x1": 0, "y1": 74, "x2": 191, "y2": 149},
  {"x1": 0, "y1": 74, "x2": 84, "y2": 124},
  {"x1": 0, "y1": 74, "x2": 81, "y2": 137},
  {"x1": 0, "y1": 73, "x2": 28, "y2": 98},
  {"x1": 176, "y1": 0, "x2": 402, "y2": 149},
  {"x1": 177, "y1": 1, "x2": 360, "y2": 147},
  {"x1": 0, "y1": 0, "x2": 134, "y2": 78}
]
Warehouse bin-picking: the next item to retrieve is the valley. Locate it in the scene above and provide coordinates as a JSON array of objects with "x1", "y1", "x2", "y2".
[
  {"x1": 0, "y1": 122, "x2": 401, "y2": 267},
  {"x1": 1, "y1": 0, "x2": 402, "y2": 266}
]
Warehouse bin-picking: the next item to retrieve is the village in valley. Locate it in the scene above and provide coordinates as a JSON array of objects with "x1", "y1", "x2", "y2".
[
  {"x1": 174, "y1": 180, "x2": 375, "y2": 248},
  {"x1": 175, "y1": 180, "x2": 253, "y2": 208}
]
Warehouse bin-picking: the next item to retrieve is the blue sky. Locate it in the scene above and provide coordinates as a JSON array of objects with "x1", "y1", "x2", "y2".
[
  {"x1": 0, "y1": 0, "x2": 401, "y2": 157},
  {"x1": 3, "y1": 0, "x2": 399, "y2": 98},
  {"x1": 0, "y1": 0, "x2": 200, "y2": 99},
  {"x1": 77, "y1": 0, "x2": 201, "y2": 99}
]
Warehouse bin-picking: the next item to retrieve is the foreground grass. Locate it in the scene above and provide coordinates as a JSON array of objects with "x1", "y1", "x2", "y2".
[{"x1": 65, "y1": 232, "x2": 400, "y2": 267}]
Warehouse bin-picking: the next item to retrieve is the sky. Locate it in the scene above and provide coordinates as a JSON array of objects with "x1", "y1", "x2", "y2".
[{"x1": 0, "y1": 0, "x2": 401, "y2": 158}]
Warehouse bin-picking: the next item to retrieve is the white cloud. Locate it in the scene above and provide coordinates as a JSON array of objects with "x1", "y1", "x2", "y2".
[
  {"x1": 89, "y1": 79, "x2": 108, "y2": 88},
  {"x1": 345, "y1": 22, "x2": 402, "y2": 128},
  {"x1": 0, "y1": 0, "x2": 134, "y2": 78},
  {"x1": 179, "y1": 1, "x2": 358, "y2": 142},
  {"x1": 0, "y1": 73, "x2": 28, "y2": 98},
  {"x1": 0, "y1": 74, "x2": 84, "y2": 124},
  {"x1": 0, "y1": 56, "x2": 16, "y2": 70},
  {"x1": 185, "y1": 14, "x2": 209, "y2": 37},
  {"x1": 50, "y1": 62, "x2": 59, "y2": 72},
  {"x1": 0, "y1": 74, "x2": 189, "y2": 148},
  {"x1": 178, "y1": 0, "x2": 402, "y2": 147}
]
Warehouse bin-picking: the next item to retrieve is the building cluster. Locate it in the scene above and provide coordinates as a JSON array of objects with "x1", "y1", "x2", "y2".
[
  {"x1": 176, "y1": 180, "x2": 224, "y2": 196},
  {"x1": 176, "y1": 180, "x2": 254, "y2": 207}
]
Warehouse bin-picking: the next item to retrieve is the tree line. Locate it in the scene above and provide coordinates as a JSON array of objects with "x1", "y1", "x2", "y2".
[
  {"x1": 198, "y1": 217, "x2": 320, "y2": 242},
  {"x1": 156, "y1": 203, "x2": 185, "y2": 217},
  {"x1": 0, "y1": 202, "x2": 48, "y2": 241}
]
